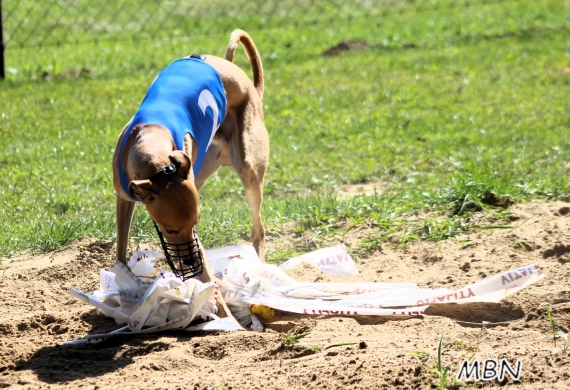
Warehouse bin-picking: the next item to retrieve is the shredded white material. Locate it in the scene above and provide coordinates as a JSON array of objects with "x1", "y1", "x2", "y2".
[{"x1": 66, "y1": 244, "x2": 545, "y2": 344}]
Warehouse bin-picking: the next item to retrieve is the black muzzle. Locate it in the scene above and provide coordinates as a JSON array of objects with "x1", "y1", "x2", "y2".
[{"x1": 153, "y1": 220, "x2": 204, "y2": 280}]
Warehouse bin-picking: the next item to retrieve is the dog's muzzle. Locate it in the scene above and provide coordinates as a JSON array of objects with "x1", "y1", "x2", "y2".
[{"x1": 153, "y1": 220, "x2": 204, "y2": 280}]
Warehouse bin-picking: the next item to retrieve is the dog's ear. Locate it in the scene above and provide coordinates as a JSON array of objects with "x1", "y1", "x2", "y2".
[
  {"x1": 128, "y1": 180, "x2": 156, "y2": 203},
  {"x1": 169, "y1": 150, "x2": 192, "y2": 179}
]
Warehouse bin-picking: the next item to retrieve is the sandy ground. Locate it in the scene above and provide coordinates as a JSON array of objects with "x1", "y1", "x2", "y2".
[{"x1": 1, "y1": 201, "x2": 569, "y2": 389}]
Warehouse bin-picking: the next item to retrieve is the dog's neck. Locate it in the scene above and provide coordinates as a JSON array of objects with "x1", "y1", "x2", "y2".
[
  {"x1": 123, "y1": 125, "x2": 197, "y2": 181},
  {"x1": 182, "y1": 133, "x2": 199, "y2": 166}
]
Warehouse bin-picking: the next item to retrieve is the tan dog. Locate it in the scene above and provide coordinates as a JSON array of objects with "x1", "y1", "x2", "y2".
[{"x1": 112, "y1": 30, "x2": 269, "y2": 318}]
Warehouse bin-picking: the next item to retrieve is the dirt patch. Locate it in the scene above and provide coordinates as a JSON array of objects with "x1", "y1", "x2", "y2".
[
  {"x1": 322, "y1": 40, "x2": 371, "y2": 57},
  {"x1": 336, "y1": 181, "x2": 387, "y2": 198},
  {"x1": 1, "y1": 202, "x2": 570, "y2": 389}
]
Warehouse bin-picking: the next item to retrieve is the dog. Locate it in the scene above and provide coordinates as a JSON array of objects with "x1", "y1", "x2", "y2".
[{"x1": 112, "y1": 30, "x2": 269, "y2": 318}]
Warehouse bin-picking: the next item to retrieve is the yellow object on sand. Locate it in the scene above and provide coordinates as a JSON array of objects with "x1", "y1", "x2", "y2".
[{"x1": 251, "y1": 304, "x2": 274, "y2": 320}]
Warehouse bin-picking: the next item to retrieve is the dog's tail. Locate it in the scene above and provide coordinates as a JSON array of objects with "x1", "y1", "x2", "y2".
[{"x1": 225, "y1": 29, "x2": 264, "y2": 99}]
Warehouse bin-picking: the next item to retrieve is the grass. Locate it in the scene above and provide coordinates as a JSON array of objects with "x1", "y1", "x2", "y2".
[
  {"x1": 277, "y1": 323, "x2": 316, "y2": 352},
  {"x1": 435, "y1": 332, "x2": 451, "y2": 389},
  {"x1": 540, "y1": 303, "x2": 570, "y2": 357},
  {"x1": 0, "y1": 0, "x2": 569, "y2": 259},
  {"x1": 280, "y1": 331, "x2": 310, "y2": 348},
  {"x1": 409, "y1": 333, "x2": 472, "y2": 389}
]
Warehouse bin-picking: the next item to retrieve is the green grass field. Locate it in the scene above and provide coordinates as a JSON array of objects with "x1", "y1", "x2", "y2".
[{"x1": 0, "y1": 0, "x2": 568, "y2": 260}]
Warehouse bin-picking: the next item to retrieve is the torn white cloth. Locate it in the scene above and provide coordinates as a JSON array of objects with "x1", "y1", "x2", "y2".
[
  {"x1": 67, "y1": 244, "x2": 545, "y2": 344},
  {"x1": 66, "y1": 250, "x2": 242, "y2": 344},
  {"x1": 278, "y1": 244, "x2": 359, "y2": 276},
  {"x1": 210, "y1": 245, "x2": 544, "y2": 316}
]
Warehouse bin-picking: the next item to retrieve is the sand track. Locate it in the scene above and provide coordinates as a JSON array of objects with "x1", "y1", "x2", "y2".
[{"x1": 1, "y1": 202, "x2": 569, "y2": 389}]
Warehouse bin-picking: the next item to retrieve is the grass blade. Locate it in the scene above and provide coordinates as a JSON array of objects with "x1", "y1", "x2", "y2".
[{"x1": 325, "y1": 342, "x2": 357, "y2": 350}]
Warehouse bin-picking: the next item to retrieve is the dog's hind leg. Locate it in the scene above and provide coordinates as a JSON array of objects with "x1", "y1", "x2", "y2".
[
  {"x1": 116, "y1": 195, "x2": 136, "y2": 264},
  {"x1": 243, "y1": 172, "x2": 266, "y2": 263},
  {"x1": 231, "y1": 117, "x2": 269, "y2": 262}
]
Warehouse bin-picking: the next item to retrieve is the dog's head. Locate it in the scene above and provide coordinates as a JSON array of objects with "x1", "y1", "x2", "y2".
[{"x1": 128, "y1": 150, "x2": 203, "y2": 275}]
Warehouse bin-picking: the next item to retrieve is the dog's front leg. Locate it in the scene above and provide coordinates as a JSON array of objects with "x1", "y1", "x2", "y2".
[
  {"x1": 195, "y1": 241, "x2": 236, "y2": 321},
  {"x1": 116, "y1": 195, "x2": 136, "y2": 264}
]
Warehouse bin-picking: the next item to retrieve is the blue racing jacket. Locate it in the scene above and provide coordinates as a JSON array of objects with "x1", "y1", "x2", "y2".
[{"x1": 118, "y1": 56, "x2": 227, "y2": 200}]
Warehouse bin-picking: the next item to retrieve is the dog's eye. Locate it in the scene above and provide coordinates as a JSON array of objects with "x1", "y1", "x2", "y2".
[{"x1": 148, "y1": 196, "x2": 155, "y2": 202}]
